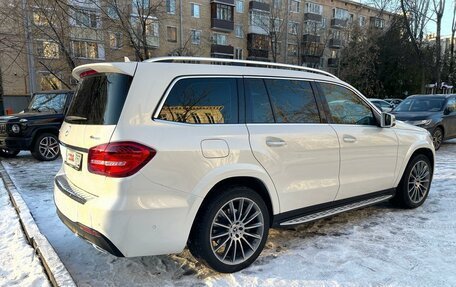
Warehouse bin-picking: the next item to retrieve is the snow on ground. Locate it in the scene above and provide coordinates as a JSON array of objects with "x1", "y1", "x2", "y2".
[
  {"x1": 0, "y1": 180, "x2": 50, "y2": 287},
  {"x1": 1, "y1": 140, "x2": 456, "y2": 287}
]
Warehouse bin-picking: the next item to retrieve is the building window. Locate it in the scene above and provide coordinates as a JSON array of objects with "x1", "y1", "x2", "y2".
[
  {"x1": 37, "y1": 41, "x2": 59, "y2": 59},
  {"x1": 71, "y1": 9, "x2": 99, "y2": 28},
  {"x1": 109, "y1": 32, "x2": 122, "y2": 49},
  {"x1": 288, "y1": 21, "x2": 298, "y2": 35},
  {"x1": 167, "y1": 26, "x2": 177, "y2": 42},
  {"x1": 321, "y1": 17, "x2": 327, "y2": 28},
  {"x1": 39, "y1": 72, "x2": 62, "y2": 91},
  {"x1": 287, "y1": 43, "x2": 298, "y2": 56},
  {"x1": 191, "y1": 3, "x2": 200, "y2": 18},
  {"x1": 273, "y1": 0, "x2": 281, "y2": 9},
  {"x1": 289, "y1": 0, "x2": 300, "y2": 13},
  {"x1": 132, "y1": 0, "x2": 149, "y2": 14},
  {"x1": 71, "y1": 40, "x2": 103, "y2": 59},
  {"x1": 249, "y1": 10, "x2": 270, "y2": 31},
  {"x1": 107, "y1": 4, "x2": 119, "y2": 19},
  {"x1": 130, "y1": 15, "x2": 159, "y2": 47},
  {"x1": 215, "y1": 4, "x2": 233, "y2": 21},
  {"x1": 332, "y1": 30, "x2": 342, "y2": 39},
  {"x1": 235, "y1": 24, "x2": 244, "y2": 38},
  {"x1": 166, "y1": 0, "x2": 176, "y2": 14},
  {"x1": 333, "y1": 8, "x2": 349, "y2": 20},
  {"x1": 191, "y1": 29, "x2": 201, "y2": 44},
  {"x1": 212, "y1": 33, "x2": 228, "y2": 45},
  {"x1": 305, "y1": 2, "x2": 322, "y2": 15},
  {"x1": 358, "y1": 15, "x2": 366, "y2": 27},
  {"x1": 33, "y1": 11, "x2": 48, "y2": 26},
  {"x1": 235, "y1": 47, "x2": 243, "y2": 59},
  {"x1": 372, "y1": 17, "x2": 385, "y2": 29},
  {"x1": 235, "y1": 0, "x2": 244, "y2": 13}
]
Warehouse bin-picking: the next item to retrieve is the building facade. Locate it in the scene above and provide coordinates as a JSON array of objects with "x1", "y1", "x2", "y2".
[{"x1": 0, "y1": 0, "x2": 393, "y2": 113}]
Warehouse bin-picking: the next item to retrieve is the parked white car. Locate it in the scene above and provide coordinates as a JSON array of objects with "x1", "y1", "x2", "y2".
[{"x1": 54, "y1": 57, "x2": 435, "y2": 273}]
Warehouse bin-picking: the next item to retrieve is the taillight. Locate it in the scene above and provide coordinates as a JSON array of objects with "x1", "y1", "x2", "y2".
[{"x1": 88, "y1": 142, "x2": 156, "y2": 177}]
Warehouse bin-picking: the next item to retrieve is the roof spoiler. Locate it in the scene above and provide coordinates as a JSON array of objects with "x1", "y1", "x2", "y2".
[{"x1": 72, "y1": 62, "x2": 137, "y2": 81}]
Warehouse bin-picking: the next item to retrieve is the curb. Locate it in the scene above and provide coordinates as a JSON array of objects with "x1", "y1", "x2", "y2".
[{"x1": 0, "y1": 162, "x2": 76, "y2": 287}]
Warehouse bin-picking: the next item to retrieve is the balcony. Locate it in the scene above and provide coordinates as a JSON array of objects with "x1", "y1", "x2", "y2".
[
  {"x1": 302, "y1": 34, "x2": 320, "y2": 43},
  {"x1": 210, "y1": 0, "x2": 234, "y2": 5},
  {"x1": 302, "y1": 55, "x2": 320, "y2": 64},
  {"x1": 247, "y1": 33, "x2": 269, "y2": 50},
  {"x1": 211, "y1": 18, "x2": 234, "y2": 32},
  {"x1": 331, "y1": 18, "x2": 348, "y2": 28},
  {"x1": 304, "y1": 13, "x2": 322, "y2": 22},
  {"x1": 211, "y1": 44, "x2": 234, "y2": 57},
  {"x1": 328, "y1": 58, "x2": 339, "y2": 67},
  {"x1": 329, "y1": 38, "x2": 343, "y2": 48},
  {"x1": 302, "y1": 42, "x2": 325, "y2": 56},
  {"x1": 248, "y1": 49, "x2": 269, "y2": 60},
  {"x1": 249, "y1": 1, "x2": 270, "y2": 11}
]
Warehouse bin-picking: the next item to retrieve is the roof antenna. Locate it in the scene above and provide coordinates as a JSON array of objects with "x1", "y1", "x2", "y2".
[{"x1": 124, "y1": 57, "x2": 131, "y2": 62}]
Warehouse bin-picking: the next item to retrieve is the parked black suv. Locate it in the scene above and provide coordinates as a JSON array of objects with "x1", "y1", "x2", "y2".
[
  {"x1": 391, "y1": 94, "x2": 456, "y2": 150},
  {"x1": 0, "y1": 90, "x2": 73, "y2": 161}
]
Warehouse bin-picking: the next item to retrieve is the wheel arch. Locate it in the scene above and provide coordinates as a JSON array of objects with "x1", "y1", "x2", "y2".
[
  {"x1": 30, "y1": 127, "x2": 60, "y2": 149},
  {"x1": 394, "y1": 145, "x2": 435, "y2": 187}
]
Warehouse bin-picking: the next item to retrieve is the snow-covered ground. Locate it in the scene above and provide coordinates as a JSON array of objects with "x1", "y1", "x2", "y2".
[
  {"x1": 2, "y1": 140, "x2": 456, "y2": 287},
  {"x1": 0, "y1": 180, "x2": 50, "y2": 287}
]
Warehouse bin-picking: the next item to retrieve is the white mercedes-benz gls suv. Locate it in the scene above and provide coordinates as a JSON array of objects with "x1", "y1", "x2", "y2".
[{"x1": 55, "y1": 57, "x2": 434, "y2": 273}]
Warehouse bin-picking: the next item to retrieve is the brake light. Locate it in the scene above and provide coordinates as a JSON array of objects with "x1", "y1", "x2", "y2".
[
  {"x1": 79, "y1": 69, "x2": 98, "y2": 78},
  {"x1": 88, "y1": 142, "x2": 156, "y2": 177}
]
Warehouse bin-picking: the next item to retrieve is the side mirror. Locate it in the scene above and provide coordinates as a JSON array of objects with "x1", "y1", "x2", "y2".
[{"x1": 381, "y1": 113, "x2": 396, "y2": 128}]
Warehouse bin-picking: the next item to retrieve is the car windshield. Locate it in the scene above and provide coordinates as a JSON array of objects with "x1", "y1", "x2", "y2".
[
  {"x1": 28, "y1": 93, "x2": 67, "y2": 113},
  {"x1": 394, "y1": 98, "x2": 445, "y2": 112}
]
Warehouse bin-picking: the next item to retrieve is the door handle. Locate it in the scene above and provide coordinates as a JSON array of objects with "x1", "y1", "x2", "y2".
[
  {"x1": 343, "y1": 135, "x2": 357, "y2": 143},
  {"x1": 266, "y1": 137, "x2": 287, "y2": 147}
]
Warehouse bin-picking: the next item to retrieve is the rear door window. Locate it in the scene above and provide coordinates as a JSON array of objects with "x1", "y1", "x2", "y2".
[
  {"x1": 157, "y1": 78, "x2": 238, "y2": 124},
  {"x1": 263, "y1": 79, "x2": 321, "y2": 123},
  {"x1": 244, "y1": 78, "x2": 274, "y2": 123},
  {"x1": 65, "y1": 73, "x2": 132, "y2": 125}
]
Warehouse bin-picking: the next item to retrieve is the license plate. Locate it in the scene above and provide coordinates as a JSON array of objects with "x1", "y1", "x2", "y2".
[{"x1": 65, "y1": 149, "x2": 82, "y2": 171}]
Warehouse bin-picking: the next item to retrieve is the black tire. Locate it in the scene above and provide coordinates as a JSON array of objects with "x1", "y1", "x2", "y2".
[
  {"x1": 31, "y1": 133, "x2": 60, "y2": 161},
  {"x1": 188, "y1": 186, "x2": 270, "y2": 273},
  {"x1": 391, "y1": 154, "x2": 433, "y2": 209},
  {"x1": 0, "y1": 148, "x2": 20, "y2": 158},
  {"x1": 431, "y1": 127, "x2": 443, "y2": 150}
]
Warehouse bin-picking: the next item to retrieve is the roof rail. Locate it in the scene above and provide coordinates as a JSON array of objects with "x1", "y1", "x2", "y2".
[{"x1": 145, "y1": 56, "x2": 338, "y2": 79}]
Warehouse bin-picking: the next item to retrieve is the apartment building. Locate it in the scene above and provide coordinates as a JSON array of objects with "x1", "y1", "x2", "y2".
[{"x1": 0, "y1": 0, "x2": 393, "y2": 113}]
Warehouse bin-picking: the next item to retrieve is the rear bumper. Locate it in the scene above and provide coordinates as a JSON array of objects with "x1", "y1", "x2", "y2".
[
  {"x1": 54, "y1": 171, "x2": 203, "y2": 257},
  {"x1": 56, "y1": 208, "x2": 124, "y2": 257},
  {"x1": 0, "y1": 136, "x2": 32, "y2": 150}
]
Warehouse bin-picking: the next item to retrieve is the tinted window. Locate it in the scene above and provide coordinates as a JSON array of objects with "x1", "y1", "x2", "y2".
[
  {"x1": 394, "y1": 98, "x2": 445, "y2": 112},
  {"x1": 264, "y1": 79, "x2": 320, "y2": 123},
  {"x1": 66, "y1": 73, "x2": 132, "y2": 125},
  {"x1": 28, "y1": 93, "x2": 67, "y2": 113},
  {"x1": 320, "y1": 83, "x2": 376, "y2": 125},
  {"x1": 158, "y1": 78, "x2": 238, "y2": 124},
  {"x1": 245, "y1": 79, "x2": 274, "y2": 123}
]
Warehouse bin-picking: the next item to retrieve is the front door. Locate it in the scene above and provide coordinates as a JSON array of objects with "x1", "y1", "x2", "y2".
[
  {"x1": 317, "y1": 82, "x2": 398, "y2": 200},
  {"x1": 245, "y1": 78, "x2": 340, "y2": 212}
]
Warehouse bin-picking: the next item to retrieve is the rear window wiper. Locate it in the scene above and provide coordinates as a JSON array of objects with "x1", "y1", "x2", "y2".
[{"x1": 65, "y1": 116, "x2": 87, "y2": 122}]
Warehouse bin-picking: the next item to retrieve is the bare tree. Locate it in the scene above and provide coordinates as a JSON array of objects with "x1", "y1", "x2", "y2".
[
  {"x1": 400, "y1": 0, "x2": 434, "y2": 92},
  {"x1": 432, "y1": 0, "x2": 446, "y2": 87},
  {"x1": 449, "y1": 1, "x2": 456, "y2": 82}
]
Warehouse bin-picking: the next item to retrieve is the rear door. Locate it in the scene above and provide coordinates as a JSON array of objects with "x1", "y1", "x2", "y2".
[
  {"x1": 317, "y1": 82, "x2": 398, "y2": 200},
  {"x1": 245, "y1": 78, "x2": 340, "y2": 212},
  {"x1": 443, "y1": 97, "x2": 456, "y2": 137},
  {"x1": 60, "y1": 69, "x2": 134, "y2": 195}
]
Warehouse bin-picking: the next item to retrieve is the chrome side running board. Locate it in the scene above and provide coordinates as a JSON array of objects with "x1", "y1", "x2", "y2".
[{"x1": 280, "y1": 194, "x2": 393, "y2": 226}]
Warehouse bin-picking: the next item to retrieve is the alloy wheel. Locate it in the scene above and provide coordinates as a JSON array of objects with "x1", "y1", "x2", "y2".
[
  {"x1": 210, "y1": 197, "x2": 264, "y2": 265},
  {"x1": 39, "y1": 136, "x2": 59, "y2": 159},
  {"x1": 432, "y1": 129, "x2": 443, "y2": 150},
  {"x1": 407, "y1": 160, "x2": 431, "y2": 204}
]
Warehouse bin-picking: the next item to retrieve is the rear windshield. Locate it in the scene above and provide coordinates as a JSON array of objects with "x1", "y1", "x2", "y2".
[{"x1": 65, "y1": 73, "x2": 132, "y2": 125}]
